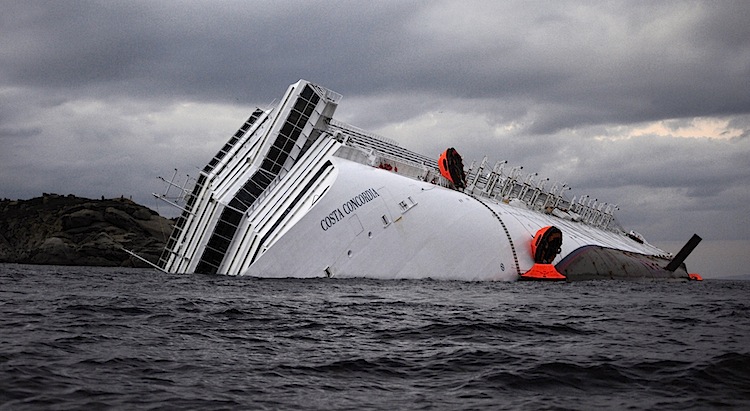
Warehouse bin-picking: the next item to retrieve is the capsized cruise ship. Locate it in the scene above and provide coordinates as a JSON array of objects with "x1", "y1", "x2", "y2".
[{"x1": 154, "y1": 80, "x2": 702, "y2": 281}]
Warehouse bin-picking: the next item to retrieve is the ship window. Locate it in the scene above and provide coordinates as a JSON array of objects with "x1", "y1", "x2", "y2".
[
  {"x1": 301, "y1": 85, "x2": 314, "y2": 100},
  {"x1": 274, "y1": 135, "x2": 291, "y2": 150},
  {"x1": 263, "y1": 160, "x2": 282, "y2": 175},
  {"x1": 214, "y1": 219, "x2": 238, "y2": 238},
  {"x1": 276, "y1": 125, "x2": 301, "y2": 152},
  {"x1": 199, "y1": 248, "x2": 224, "y2": 266},
  {"x1": 280, "y1": 122, "x2": 294, "y2": 138},
  {"x1": 287, "y1": 109, "x2": 301, "y2": 126},
  {"x1": 201, "y1": 247, "x2": 225, "y2": 265},
  {"x1": 206, "y1": 235, "x2": 231, "y2": 253},
  {"x1": 283, "y1": 135, "x2": 297, "y2": 152},
  {"x1": 260, "y1": 158, "x2": 276, "y2": 173},
  {"x1": 233, "y1": 189, "x2": 256, "y2": 210},
  {"x1": 195, "y1": 207, "x2": 243, "y2": 273},
  {"x1": 195, "y1": 260, "x2": 219, "y2": 274},
  {"x1": 397, "y1": 197, "x2": 417, "y2": 213},
  {"x1": 230, "y1": 195, "x2": 251, "y2": 210},
  {"x1": 267, "y1": 146, "x2": 281, "y2": 162},
  {"x1": 303, "y1": 102, "x2": 316, "y2": 117},
  {"x1": 234, "y1": 170, "x2": 273, "y2": 209},
  {"x1": 381, "y1": 215, "x2": 390, "y2": 226},
  {"x1": 293, "y1": 110, "x2": 307, "y2": 127},
  {"x1": 254, "y1": 170, "x2": 273, "y2": 186},
  {"x1": 264, "y1": 160, "x2": 279, "y2": 174},
  {"x1": 223, "y1": 207, "x2": 243, "y2": 224},
  {"x1": 272, "y1": 138, "x2": 288, "y2": 154},
  {"x1": 289, "y1": 126, "x2": 302, "y2": 141},
  {"x1": 293, "y1": 98, "x2": 308, "y2": 113},
  {"x1": 310, "y1": 93, "x2": 319, "y2": 105}
]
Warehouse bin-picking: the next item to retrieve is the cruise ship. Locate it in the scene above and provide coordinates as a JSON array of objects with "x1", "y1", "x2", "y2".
[{"x1": 154, "y1": 80, "x2": 701, "y2": 281}]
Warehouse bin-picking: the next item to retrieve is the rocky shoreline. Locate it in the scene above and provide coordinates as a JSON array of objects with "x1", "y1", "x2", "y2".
[{"x1": 0, "y1": 194, "x2": 174, "y2": 267}]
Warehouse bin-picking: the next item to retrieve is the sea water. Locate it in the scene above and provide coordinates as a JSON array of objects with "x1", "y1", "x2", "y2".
[{"x1": 1, "y1": 264, "x2": 749, "y2": 410}]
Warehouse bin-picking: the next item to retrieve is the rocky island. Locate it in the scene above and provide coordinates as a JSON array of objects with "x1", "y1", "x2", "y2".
[{"x1": 0, "y1": 194, "x2": 174, "y2": 267}]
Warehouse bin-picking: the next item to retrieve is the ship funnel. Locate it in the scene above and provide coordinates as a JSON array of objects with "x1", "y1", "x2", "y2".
[{"x1": 665, "y1": 234, "x2": 702, "y2": 272}]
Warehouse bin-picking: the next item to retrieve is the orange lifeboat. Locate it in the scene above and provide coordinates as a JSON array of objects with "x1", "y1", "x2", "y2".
[
  {"x1": 520, "y1": 226, "x2": 566, "y2": 281},
  {"x1": 438, "y1": 148, "x2": 467, "y2": 190},
  {"x1": 531, "y1": 226, "x2": 563, "y2": 263}
]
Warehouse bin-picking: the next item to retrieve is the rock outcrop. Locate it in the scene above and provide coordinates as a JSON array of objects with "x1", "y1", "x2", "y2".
[{"x1": 0, "y1": 194, "x2": 174, "y2": 267}]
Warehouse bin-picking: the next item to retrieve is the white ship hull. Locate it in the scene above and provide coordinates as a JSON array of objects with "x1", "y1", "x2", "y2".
[{"x1": 156, "y1": 80, "x2": 699, "y2": 281}]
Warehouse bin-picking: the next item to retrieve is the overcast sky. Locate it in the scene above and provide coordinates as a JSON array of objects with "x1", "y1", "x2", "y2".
[{"x1": 2, "y1": 1, "x2": 748, "y2": 277}]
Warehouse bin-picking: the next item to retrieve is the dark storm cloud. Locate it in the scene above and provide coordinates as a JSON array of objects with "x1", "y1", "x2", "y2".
[
  {"x1": 1, "y1": 1, "x2": 424, "y2": 102},
  {"x1": 4, "y1": 1, "x2": 748, "y2": 127}
]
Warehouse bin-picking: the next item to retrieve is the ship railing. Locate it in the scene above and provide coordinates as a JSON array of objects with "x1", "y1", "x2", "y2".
[
  {"x1": 152, "y1": 168, "x2": 203, "y2": 265},
  {"x1": 465, "y1": 159, "x2": 624, "y2": 232},
  {"x1": 324, "y1": 88, "x2": 343, "y2": 104},
  {"x1": 336, "y1": 133, "x2": 439, "y2": 171},
  {"x1": 309, "y1": 83, "x2": 342, "y2": 104},
  {"x1": 328, "y1": 122, "x2": 441, "y2": 167},
  {"x1": 339, "y1": 137, "x2": 454, "y2": 187},
  {"x1": 329, "y1": 119, "x2": 399, "y2": 146}
]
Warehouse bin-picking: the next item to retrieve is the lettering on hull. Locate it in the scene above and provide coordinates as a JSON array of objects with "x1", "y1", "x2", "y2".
[{"x1": 320, "y1": 188, "x2": 380, "y2": 231}]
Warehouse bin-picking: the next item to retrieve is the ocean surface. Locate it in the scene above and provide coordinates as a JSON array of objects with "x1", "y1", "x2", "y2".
[{"x1": 2, "y1": 264, "x2": 749, "y2": 410}]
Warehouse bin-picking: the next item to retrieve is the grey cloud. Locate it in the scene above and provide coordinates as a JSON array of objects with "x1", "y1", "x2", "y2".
[
  {"x1": 5, "y1": 1, "x2": 747, "y2": 120},
  {"x1": 1, "y1": 1, "x2": 422, "y2": 102}
]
